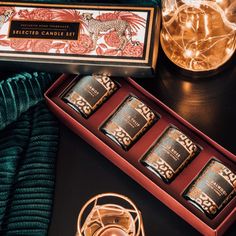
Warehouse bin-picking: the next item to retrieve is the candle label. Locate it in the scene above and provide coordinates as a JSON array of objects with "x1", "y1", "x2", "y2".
[
  {"x1": 141, "y1": 127, "x2": 200, "y2": 182},
  {"x1": 9, "y1": 20, "x2": 80, "y2": 40},
  {"x1": 101, "y1": 96, "x2": 158, "y2": 150},
  {"x1": 184, "y1": 159, "x2": 236, "y2": 218},
  {"x1": 64, "y1": 74, "x2": 118, "y2": 118}
]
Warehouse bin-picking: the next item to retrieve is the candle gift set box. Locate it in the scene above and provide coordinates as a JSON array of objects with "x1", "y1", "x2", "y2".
[
  {"x1": 45, "y1": 74, "x2": 236, "y2": 236},
  {"x1": 0, "y1": 1, "x2": 160, "y2": 77}
]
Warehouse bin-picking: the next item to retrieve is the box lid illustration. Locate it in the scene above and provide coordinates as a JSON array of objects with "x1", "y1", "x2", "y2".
[{"x1": 0, "y1": 2, "x2": 160, "y2": 77}]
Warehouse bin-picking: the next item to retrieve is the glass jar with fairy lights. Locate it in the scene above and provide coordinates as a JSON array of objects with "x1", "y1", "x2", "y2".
[{"x1": 160, "y1": 0, "x2": 236, "y2": 72}]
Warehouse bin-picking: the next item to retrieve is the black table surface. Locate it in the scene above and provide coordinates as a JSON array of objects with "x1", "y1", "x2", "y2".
[{"x1": 48, "y1": 52, "x2": 236, "y2": 236}]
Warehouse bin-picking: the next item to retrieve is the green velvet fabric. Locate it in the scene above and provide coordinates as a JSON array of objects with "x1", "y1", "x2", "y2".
[
  {"x1": 0, "y1": 73, "x2": 58, "y2": 235},
  {"x1": 0, "y1": 72, "x2": 57, "y2": 131}
]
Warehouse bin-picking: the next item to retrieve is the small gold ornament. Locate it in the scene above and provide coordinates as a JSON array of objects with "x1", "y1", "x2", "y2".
[{"x1": 76, "y1": 193, "x2": 145, "y2": 236}]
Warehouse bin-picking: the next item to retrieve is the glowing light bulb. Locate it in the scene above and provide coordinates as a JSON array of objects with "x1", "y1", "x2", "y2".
[
  {"x1": 185, "y1": 21, "x2": 192, "y2": 28},
  {"x1": 196, "y1": 51, "x2": 200, "y2": 57},
  {"x1": 184, "y1": 49, "x2": 193, "y2": 58},
  {"x1": 162, "y1": 10, "x2": 170, "y2": 17},
  {"x1": 164, "y1": 33, "x2": 169, "y2": 41},
  {"x1": 226, "y1": 48, "x2": 232, "y2": 54}
]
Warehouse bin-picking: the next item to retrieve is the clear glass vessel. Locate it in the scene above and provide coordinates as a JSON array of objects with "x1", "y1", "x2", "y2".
[{"x1": 160, "y1": 0, "x2": 236, "y2": 72}]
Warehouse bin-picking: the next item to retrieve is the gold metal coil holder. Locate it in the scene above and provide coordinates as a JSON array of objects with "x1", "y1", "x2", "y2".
[{"x1": 76, "y1": 193, "x2": 145, "y2": 236}]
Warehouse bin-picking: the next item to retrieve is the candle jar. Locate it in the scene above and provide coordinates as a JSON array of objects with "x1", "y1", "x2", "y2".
[
  {"x1": 101, "y1": 96, "x2": 158, "y2": 151},
  {"x1": 160, "y1": 0, "x2": 236, "y2": 72},
  {"x1": 183, "y1": 159, "x2": 236, "y2": 218},
  {"x1": 63, "y1": 74, "x2": 118, "y2": 118},
  {"x1": 141, "y1": 127, "x2": 200, "y2": 183},
  {"x1": 76, "y1": 193, "x2": 145, "y2": 236}
]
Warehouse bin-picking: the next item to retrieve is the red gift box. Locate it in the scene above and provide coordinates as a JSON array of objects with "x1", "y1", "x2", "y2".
[{"x1": 45, "y1": 74, "x2": 236, "y2": 236}]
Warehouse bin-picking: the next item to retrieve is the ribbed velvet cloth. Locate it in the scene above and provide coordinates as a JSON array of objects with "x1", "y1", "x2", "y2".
[
  {"x1": 0, "y1": 0, "x2": 160, "y2": 235},
  {"x1": 0, "y1": 72, "x2": 58, "y2": 236}
]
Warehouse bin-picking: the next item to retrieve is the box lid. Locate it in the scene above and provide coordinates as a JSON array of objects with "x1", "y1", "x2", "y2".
[{"x1": 0, "y1": 2, "x2": 160, "y2": 77}]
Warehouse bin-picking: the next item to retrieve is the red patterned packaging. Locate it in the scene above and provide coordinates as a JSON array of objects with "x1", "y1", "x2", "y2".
[{"x1": 0, "y1": 2, "x2": 160, "y2": 77}]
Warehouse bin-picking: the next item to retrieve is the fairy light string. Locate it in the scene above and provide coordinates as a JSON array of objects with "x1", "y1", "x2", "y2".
[{"x1": 161, "y1": 0, "x2": 236, "y2": 71}]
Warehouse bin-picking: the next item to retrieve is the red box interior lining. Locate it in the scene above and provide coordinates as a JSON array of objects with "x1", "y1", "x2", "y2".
[{"x1": 47, "y1": 74, "x2": 236, "y2": 230}]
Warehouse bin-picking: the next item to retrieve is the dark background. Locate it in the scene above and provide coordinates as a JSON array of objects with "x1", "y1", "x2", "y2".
[{"x1": 48, "y1": 51, "x2": 236, "y2": 236}]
